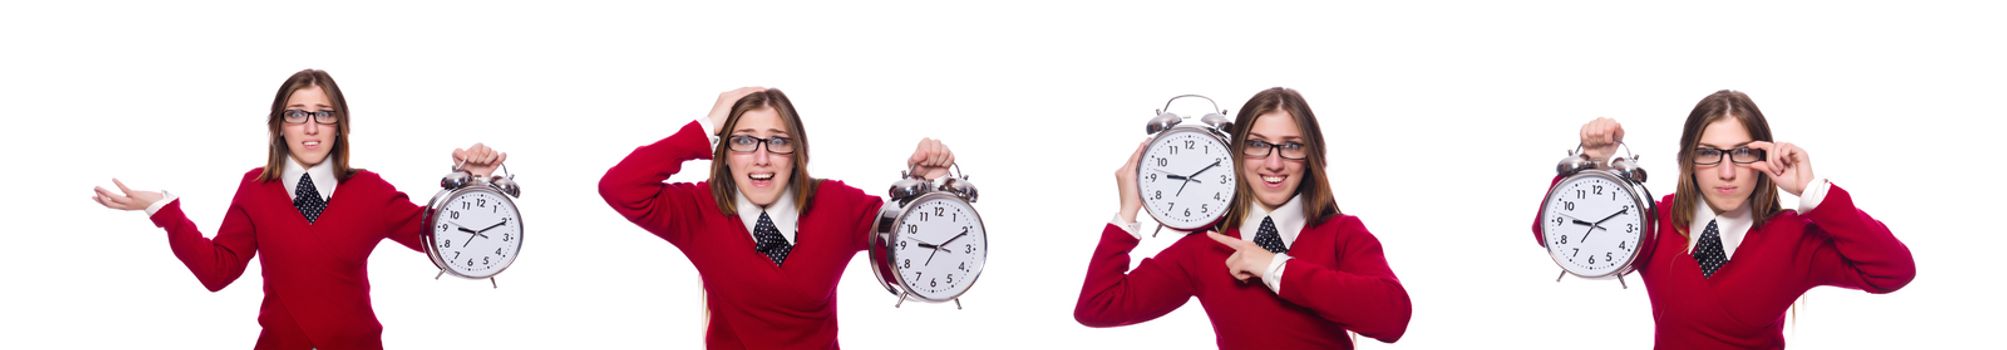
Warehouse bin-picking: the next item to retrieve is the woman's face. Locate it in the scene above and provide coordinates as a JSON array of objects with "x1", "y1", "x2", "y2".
[
  {"x1": 725, "y1": 107, "x2": 795, "y2": 207},
  {"x1": 280, "y1": 85, "x2": 337, "y2": 166},
  {"x1": 1241, "y1": 110, "x2": 1307, "y2": 210},
  {"x1": 1693, "y1": 118, "x2": 1760, "y2": 213}
]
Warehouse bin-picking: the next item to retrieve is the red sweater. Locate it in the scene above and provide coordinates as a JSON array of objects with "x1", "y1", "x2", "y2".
[
  {"x1": 1530, "y1": 183, "x2": 1916, "y2": 349},
  {"x1": 1075, "y1": 215, "x2": 1413, "y2": 349},
  {"x1": 148, "y1": 169, "x2": 429, "y2": 349},
  {"x1": 599, "y1": 121, "x2": 884, "y2": 350}
]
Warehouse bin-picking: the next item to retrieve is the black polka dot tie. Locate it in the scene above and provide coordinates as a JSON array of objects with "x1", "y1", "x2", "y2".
[
  {"x1": 752, "y1": 212, "x2": 792, "y2": 267},
  {"x1": 1695, "y1": 219, "x2": 1728, "y2": 279},
  {"x1": 293, "y1": 173, "x2": 326, "y2": 224},
  {"x1": 1251, "y1": 216, "x2": 1288, "y2": 254}
]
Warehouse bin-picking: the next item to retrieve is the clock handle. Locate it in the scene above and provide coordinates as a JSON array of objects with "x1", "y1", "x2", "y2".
[{"x1": 1159, "y1": 94, "x2": 1224, "y2": 117}]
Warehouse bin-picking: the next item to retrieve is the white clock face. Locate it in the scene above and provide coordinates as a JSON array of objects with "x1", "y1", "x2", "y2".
[
  {"x1": 431, "y1": 189, "x2": 523, "y2": 278},
  {"x1": 1541, "y1": 174, "x2": 1646, "y2": 277},
  {"x1": 891, "y1": 195, "x2": 986, "y2": 301},
  {"x1": 1139, "y1": 129, "x2": 1235, "y2": 230}
]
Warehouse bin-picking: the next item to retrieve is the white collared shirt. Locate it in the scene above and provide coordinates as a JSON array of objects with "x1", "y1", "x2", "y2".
[
  {"x1": 1684, "y1": 177, "x2": 1833, "y2": 260},
  {"x1": 1110, "y1": 195, "x2": 1306, "y2": 294},
  {"x1": 145, "y1": 156, "x2": 339, "y2": 216},
  {"x1": 1239, "y1": 196, "x2": 1304, "y2": 294},
  {"x1": 736, "y1": 189, "x2": 799, "y2": 245},
  {"x1": 280, "y1": 156, "x2": 338, "y2": 203}
]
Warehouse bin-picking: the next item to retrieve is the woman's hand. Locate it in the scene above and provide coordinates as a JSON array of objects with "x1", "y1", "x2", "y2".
[
  {"x1": 707, "y1": 87, "x2": 767, "y2": 136},
  {"x1": 908, "y1": 138, "x2": 955, "y2": 180},
  {"x1": 1579, "y1": 117, "x2": 1625, "y2": 161},
  {"x1": 1114, "y1": 139, "x2": 1149, "y2": 224},
  {"x1": 93, "y1": 178, "x2": 163, "y2": 211},
  {"x1": 453, "y1": 143, "x2": 508, "y2": 178},
  {"x1": 1207, "y1": 232, "x2": 1278, "y2": 282},
  {"x1": 1747, "y1": 141, "x2": 1815, "y2": 196}
]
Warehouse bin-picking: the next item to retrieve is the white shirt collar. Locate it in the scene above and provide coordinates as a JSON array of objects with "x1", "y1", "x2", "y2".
[
  {"x1": 1237, "y1": 195, "x2": 1306, "y2": 249},
  {"x1": 281, "y1": 156, "x2": 338, "y2": 202},
  {"x1": 736, "y1": 189, "x2": 798, "y2": 245},
  {"x1": 1686, "y1": 198, "x2": 1753, "y2": 260}
]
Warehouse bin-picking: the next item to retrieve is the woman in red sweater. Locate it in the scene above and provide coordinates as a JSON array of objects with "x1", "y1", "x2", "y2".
[
  {"x1": 598, "y1": 87, "x2": 957, "y2": 349},
  {"x1": 1075, "y1": 87, "x2": 1413, "y2": 349},
  {"x1": 1535, "y1": 90, "x2": 1917, "y2": 349},
  {"x1": 90, "y1": 69, "x2": 508, "y2": 349}
]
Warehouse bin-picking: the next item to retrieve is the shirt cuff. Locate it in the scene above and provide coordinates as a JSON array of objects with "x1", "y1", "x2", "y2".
[
  {"x1": 1110, "y1": 213, "x2": 1141, "y2": 240},
  {"x1": 1797, "y1": 176, "x2": 1832, "y2": 212},
  {"x1": 695, "y1": 118, "x2": 720, "y2": 143},
  {"x1": 144, "y1": 192, "x2": 177, "y2": 217},
  {"x1": 1262, "y1": 253, "x2": 1292, "y2": 293}
]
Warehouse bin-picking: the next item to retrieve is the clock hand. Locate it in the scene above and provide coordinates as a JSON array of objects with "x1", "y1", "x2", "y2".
[
  {"x1": 1188, "y1": 159, "x2": 1223, "y2": 178},
  {"x1": 1592, "y1": 207, "x2": 1629, "y2": 226},
  {"x1": 1165, "y1": 174, "x2": 1191, "y2": 181},
  {"x1": 925, "y1": 246, "x2": 940, "y2": 266},
  {"x1": 939, "y1": 231, "x2": 969, "y2": 247},
  {"x1": 476, "y1": 221, "x2": 507, "y2": 234},
  {"x1": 1177, "y1": 160, "x2": 1224, "y2": 196},
  {"x1": 916, "y1": 242, "x2": 950, "y2": 252}
]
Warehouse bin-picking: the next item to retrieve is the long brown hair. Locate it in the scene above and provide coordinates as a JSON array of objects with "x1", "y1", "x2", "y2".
[
  {"x1": 256, "y1": 69, "x2": 355, "y2": 182},
  {"x1": 1220, "y1": 87, "x2": 1342, "y2": 231},
  {"x1": 1670, "y1": 90, "x2": 1781, "y2": 242},
  {"x1": 709, "y1": 89, "x2": 820, "y2": 216}
]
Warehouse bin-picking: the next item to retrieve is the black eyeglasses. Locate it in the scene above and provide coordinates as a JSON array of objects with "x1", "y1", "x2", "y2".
[
  {"x1": 282, "y1": 109, "x2": 339, "y2": 125},
  {"x1": 1243, "y1": 139, "x2": 1308, "y2": 160},
  {"x1": 1693, "y1": 146, "x2": 1765, "y2": 165},
  {"x1": 726, "y1": 135, "x2": 796, "y2": 154}
]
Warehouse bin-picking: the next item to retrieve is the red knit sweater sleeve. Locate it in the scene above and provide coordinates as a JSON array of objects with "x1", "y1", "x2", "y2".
[
  {"x1": 599, "y1": 121, "x2": 716, "y2": 248},
  {"x1": 360, "y1": 171, "x2": 430, "y2": 253},
  {"x1": 1075, "y1": 224, "x2": 1197, "y2": 327},
  {"x1": 1798, "y1": 184, "x2": 1917, "y2": 293},
  {"x1": 1276, "y1": 217, "x2": 1412, "y2": 343},
  {"x1": 150, "y1": 170, "x2": 262, "y2": 292},
  {"x1": 1530, "y1": 175, "x2": 1563, "y2": 247}
]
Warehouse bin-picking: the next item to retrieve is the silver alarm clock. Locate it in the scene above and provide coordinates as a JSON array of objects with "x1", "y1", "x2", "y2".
[
  {"x1": 423, "y1": 162, "x2": 524, "y2": 288},
  {"x1": 1138, "y1": 94, "x2": 1236, "y2": 236},
  {"x1": 1539, "y1": 143, "x2": 1654, "y2": 288},
  {"x1": 870, "y1": 164, "x2": 987, "y2": 308}
]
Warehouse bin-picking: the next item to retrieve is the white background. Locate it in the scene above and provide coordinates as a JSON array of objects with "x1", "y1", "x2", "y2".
[{"x1": 4, "y1": 1, "x2": 2000, "y2": 348}]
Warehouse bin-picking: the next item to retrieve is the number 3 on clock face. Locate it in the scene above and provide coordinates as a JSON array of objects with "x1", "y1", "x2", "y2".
[
  {"x1": 1542, "y1": 175, "x2": 1645, "y2": 278},
  {"x1": 1139, "y1": 130, "x2": 1234, "y2": 230}
]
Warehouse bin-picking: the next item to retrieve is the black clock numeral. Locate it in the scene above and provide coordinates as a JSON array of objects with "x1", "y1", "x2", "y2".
[
  {"x1": 1618, "y1": 241, "x2": 1627, "y2": 250},
  {"x1": 1558, "y1": 235, "x2": 1569, "y2": 244},
  {"x1": 1571, "y1": 248, "x2": 1579, "y2": 257},
  {"x1": 1593, "y1": 185, "x2": 1604, "y2": 195},
  {"x1": 1219, "y1": 174, "x2": 1228, "y2": 184},
  {"x1": 946, "y1": 274, "x2": 955, "y2": 284},
  {"x1": 438, "y1": 223, "x2": 448, "y2": 231},
  {"x1": 463, "y1": 202, "x2": 471, "y2": 210},
  {"x1": 1588, "y1": 255, "x2": 1596, "y2": 264},
  {"x1": 898, "y1": 240, "x2": 908, "y2": 250},
  {"x1": 502, "y1": 233, "x2": 512, "y2": 242},
  {"x1": 1626, "y1": 223, "x2": 1635, "y2": 233},
  {"x1": 478, "y1": 199, "x2": 487, "y2": 208},
  {"x1": 450, "y1": 210, "x2": 461, "y2": 220},
  {"x1": 1147, "y1": 173, "x2": 1157, "y2": 182},
  {"x1": 902, "y1": 259, "x2": 911, "y2": 269},
  {"x1": 934, "y1": 207, "x2": 945, "y2": 216},
  {"x1": 482, "y1": 256, "x2": 491, "y2": 265},
  {"x1": 1563, "y1": 201, "x2": 1575, "y2": 211},
  {"x1": 1605, "y1": 252, "x2": 1614, "y2": 264},
  {"x1": 930, "y1": 278, "x2": 938, "y2": 288},
  {"x1": 1576, "y1": 190, "x2": 1585, "y2": 199},
  {"x1": 452, "y1": 251, "x2": 461, "y2": 259},
  {"x1": 1183, "y1": 208, "x2": 1191, "y2": 217},
  {"x1": 965, "y1": 243, "x2": 974, "y2": 254},
  {"x1": 906, "y1": 224, "x2": 918, "y2": 234},
  {"x1": 1552, "y1": 216, "x2": 1563, "y2": 226},
  {"x1": 958, "y1": 262, "x2": 967, "y2": 272},
  {"x1": 1200, "y1": 203, "x2": 1209, "y2": 214},
  {"x1": 1214, "y1": 192, "x2": 1222, "y2": 200},
  {"x1": 496, "y1": 247, "x2": 505, "y2": 256},
  {"x1": 1157, "y1": 158, "x2": 1167, "y2": 167},
  {"x1": 1153, "y1": 191, "x2": 1163, "y2": 200},
  {"x1": 918, "y1": 212, "x2": 928, "y2": 222},
  {"x1": 466, "y1": 259, "x2": 474, "y2": 267},
  {"x1": 1168, "y1": 146, "x2": 1178, "y2": 155},
  {"x1": 1184, "y1": 140, "x2": 1195, "y2": 149},
  {"x1": 442, "y1": 239, "x2": 452, "y2": 248}
]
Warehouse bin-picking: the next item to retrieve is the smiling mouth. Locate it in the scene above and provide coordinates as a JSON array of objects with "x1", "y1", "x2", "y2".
[
  {"x1": 748, "y1": 172, "x2": 776, "y2": 187},
  {"x1": 1260, "y1": 175, "x2": 1287, "y2": 188}
]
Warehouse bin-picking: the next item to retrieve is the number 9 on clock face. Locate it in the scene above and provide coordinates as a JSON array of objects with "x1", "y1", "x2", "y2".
[
  {"x1": 1138, "y1": 129, "x2": 1235, "y2": 230},
  {"x1": 1540, "y1": 174, "x2": 1648, "y2": 278}
]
